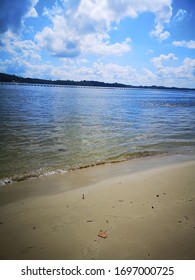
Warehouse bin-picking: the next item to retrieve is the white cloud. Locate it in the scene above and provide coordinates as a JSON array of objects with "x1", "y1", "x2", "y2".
[
  {"x1": 36, "y1": 2, "x2": 132, "y2": 58},
  {"x1": 81, "y1": 35, "x2": 131, "y2": 56},
  {"x1": 151, "y1": 53, "x2": 178, "y2": 71},
  {"x1": 0, "y1": 30, "x2": 41, "y2": 60},
  {"x1": 1, "y1": 53, "x2": 194, "y2": 88},
  {"x1": 150, "y1": 26, "x2": 170, "y2": 41},
  {"x1": 150, "y1": 1, "x2": 172, "y2": 40},
  {"x1": 14, "y1": 40, "x2": 41, "y2": 60},
  {"x1": 35, "y1": 14, "x2": 81, "y2": 57},
  {"x1": 172, "y1": 40, "x2": 195, "y2": 49},
  {"x1": 91, "y1": 62, "x2": 136, "y2": 83},
  {"x1": 150, "y1": 53, "x2": 195, "y2": 87},
  {"x1": 143, "y1": 68, "x2": 156, "y2": 80},
  {"x1": 25, "y1": 0, "x2": 39, "y2": 18},
  {"x1": 35, "y1": 0, "x2": 172, "y2": 58},
  {"x1": 0, "y1": 31, "x2": 18, "y2": 55},
  {"x1": 156, "y1": 58, "x2": 195, "y2": 80},
  {"x1": 76, "y1": 0, "x2": 172, "y2": 27},
  {"x1": 76, "y1": 0, "x2": 172, "y2": 41},
  {"x1": 52, "y1": 61, "x2": 137, "y2": 84},
  {"x1": 173, "y1": 9, "x2": 188, "y2": 23}
]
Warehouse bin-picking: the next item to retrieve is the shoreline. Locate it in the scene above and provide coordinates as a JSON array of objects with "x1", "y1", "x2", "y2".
[
  {"x1": 0, "y1": 154, "x2": 195, "y2": 259},
  {"x1": 0, "y1": 151, "x2": 169, "y2": 187}
]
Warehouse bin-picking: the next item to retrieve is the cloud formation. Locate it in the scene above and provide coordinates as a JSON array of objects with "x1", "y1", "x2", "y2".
[
  {"x1": 150, "y1": 53, "x2": 195, "y2": 87},
  {"x1": 173, "y1": 9, "x2": 188, "y2": 23},
  {"x1": 35, "y1": 1, "x2": 132, "y2": 58},
  {"x1": 151, "y1": 53, "x2": 178, "y2": 70},
  {"x1": 173, "y1": 40, "x2": 195, "y2": 49},
  {"x1": 35, "y1": 0, "x2": 172, "y2": 58},
  {"x1": 0, "y1": 30, "x2": 40, "y2": 59},
  {"x1": 0, "y1": 0, "x2": 38, "y2": 34}
]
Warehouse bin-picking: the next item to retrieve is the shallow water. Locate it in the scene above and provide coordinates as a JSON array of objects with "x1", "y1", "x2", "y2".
[{"x1": 0, "y1": 84, "x2": 195, "y2": 185}]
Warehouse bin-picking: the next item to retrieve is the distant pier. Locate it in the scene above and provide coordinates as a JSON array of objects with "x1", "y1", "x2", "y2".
[{"x1": 0, "y1": 82, "x2": 184, "y2": 91}]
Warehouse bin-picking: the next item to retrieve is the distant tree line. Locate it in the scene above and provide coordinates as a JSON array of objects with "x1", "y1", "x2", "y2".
[{"x1": 0, "y1": 72, "x2": 193, "y2": 90}]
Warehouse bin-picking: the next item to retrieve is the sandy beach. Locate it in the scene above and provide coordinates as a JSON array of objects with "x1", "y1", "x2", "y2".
[{"x1": 0, "y1": 154, "x2": 195, "y2": 260}]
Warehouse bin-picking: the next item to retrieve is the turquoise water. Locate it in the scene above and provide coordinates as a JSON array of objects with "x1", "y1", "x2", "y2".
[{"x1": 0, "y1": 84, "x2": 195, "y2": 185}]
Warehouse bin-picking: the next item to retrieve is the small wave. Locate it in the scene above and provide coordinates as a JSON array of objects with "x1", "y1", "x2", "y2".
[
  {"x1": 0, "y1": 168, "x2": 68, "y2": 187},
  {"x1": 70, "y1": 150, "x2": 164, "y2": 170},
  {"x1": 106, "y1": 150, "x2": 164, "y2": 163},
  {"x1": 0, "y1": 150, "x2": 164, "y2": 187},
  {"x1": 41, "y1": 169, "x2": 67, "y2": 177}
]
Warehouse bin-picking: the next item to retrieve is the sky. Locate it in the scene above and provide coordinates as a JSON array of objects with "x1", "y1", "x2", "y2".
[{"x1": 0, "y1": 0, "x2": 195, "y2": 88}]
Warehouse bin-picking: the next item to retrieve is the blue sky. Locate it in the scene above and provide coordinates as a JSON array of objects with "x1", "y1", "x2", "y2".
[{"x1": 0, "y1": 0, "x2": 195, "y2": 88}]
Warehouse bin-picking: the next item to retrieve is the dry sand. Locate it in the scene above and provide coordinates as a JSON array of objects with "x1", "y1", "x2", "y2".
[{"x1": 0, "y1": 155, "x2": 195, "y2": 260}]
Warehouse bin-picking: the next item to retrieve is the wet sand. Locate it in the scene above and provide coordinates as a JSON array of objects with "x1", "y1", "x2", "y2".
[{"x1": 0, "y1": 155, "x2": 195, "y2": 260}]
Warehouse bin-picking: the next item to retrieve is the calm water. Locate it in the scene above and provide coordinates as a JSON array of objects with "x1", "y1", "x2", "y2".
[{"x1": 0, "y1": 84, "x2": 195, "y2": 185}]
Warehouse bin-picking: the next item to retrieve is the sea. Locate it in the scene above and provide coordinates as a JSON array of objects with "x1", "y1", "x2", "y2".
[{"x1": 0, "y1": 84, "x2": 195, "y2": 186}]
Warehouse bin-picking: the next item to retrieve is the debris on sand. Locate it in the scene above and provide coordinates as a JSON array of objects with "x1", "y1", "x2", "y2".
[{"x1": 98, "y1": 230, "x2": 107, "y2": 238}]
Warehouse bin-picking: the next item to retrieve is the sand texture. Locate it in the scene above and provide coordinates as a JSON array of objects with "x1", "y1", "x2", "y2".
[{"x1": 0, "y1": 155, "x2": 195, "y2": 260}]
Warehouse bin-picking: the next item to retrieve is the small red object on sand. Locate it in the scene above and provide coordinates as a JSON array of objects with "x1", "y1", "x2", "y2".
[{"x1": 98, "y1": 230, "x2": 107, "y2": 238}]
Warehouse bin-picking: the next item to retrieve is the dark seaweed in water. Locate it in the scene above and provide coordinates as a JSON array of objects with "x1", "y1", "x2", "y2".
[{"x1": 58, "y1": 148, "x2": 66, "y2": 152}]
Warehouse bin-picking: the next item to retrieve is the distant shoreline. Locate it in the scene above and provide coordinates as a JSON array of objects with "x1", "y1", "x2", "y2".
[
  {"x1": 0, "y1": 72, "x2": 194, "y2": 91},
  {"x1": 1, "y1": 82, "x2": 191, "y2": 91}
]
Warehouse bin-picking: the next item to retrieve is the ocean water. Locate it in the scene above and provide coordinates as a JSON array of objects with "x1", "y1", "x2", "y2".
[{"x1": 0, "y1": 84, "x2": 195, "y2": 185}]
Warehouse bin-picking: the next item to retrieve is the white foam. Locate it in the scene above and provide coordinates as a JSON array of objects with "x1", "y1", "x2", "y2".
[
  {"x1": 41, "y1": 169, "x2": 67, "y2": 177},
  {"x1": 0, "y1": 178, "x2": 13, "y2": 187}
]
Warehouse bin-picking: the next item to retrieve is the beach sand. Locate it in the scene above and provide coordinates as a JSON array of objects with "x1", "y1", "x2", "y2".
[{"x1": 0, "y1": 155, "x2": 195, "y2": 260}]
